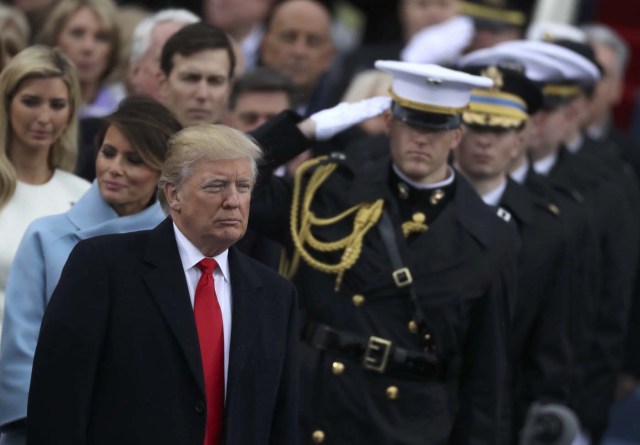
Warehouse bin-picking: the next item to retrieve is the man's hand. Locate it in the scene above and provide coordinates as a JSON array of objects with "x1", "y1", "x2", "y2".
[{"x1": 298, "y1": 96, "x2": 392, "y2": 141}]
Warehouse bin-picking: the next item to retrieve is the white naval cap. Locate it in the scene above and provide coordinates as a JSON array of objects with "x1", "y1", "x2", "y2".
[
  {"x1": 457, "y1": 42, "x2": 564, "y2": 82},
  {"x1": 500, "y1": 40, "x2": 600, "y2": 83},
  {"x1": 526, "y1": 21, "x2": 588, "y2": 43},
  {"x1": 374, "y1": 60, "x2": 493, "y2": 130}
]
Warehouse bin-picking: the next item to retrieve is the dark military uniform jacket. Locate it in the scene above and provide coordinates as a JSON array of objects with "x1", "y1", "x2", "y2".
[
  {"x1": 250, "y1": 113, "x2": 519, "y2": 445},
  {"x1": 546, "y1": 146, "x2": 638, "y2": 439},
  {"x1": 498, "y1": 179, "x2": 573, "y2": 439}
]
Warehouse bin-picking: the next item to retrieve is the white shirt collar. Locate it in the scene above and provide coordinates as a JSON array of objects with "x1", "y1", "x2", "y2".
[
  {"x1": 392, "y1": 164, "x2": 456, "y2": 190},
  {"x1": 566, "y1": 133, "x2": 584, "y2": 154},
  {"x1": 173, "y1": 222, "x2": 230, "y2": 284},
  {"x1": 480, "y1": 178, "x2": 507, "y2": 207},
  {"x1": 533, "y1": 151, "x2": 558, "y2": 177},
  {"x1": 509, "y1": 157, "x2": 530, "y2": 185}
]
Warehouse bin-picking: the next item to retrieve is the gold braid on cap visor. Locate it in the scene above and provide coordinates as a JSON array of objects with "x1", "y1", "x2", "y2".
[
  {"x1": 460, "y1": 1, "x2": 527, "y2": 26},
  {"x1": 463, "y1": 89, "x2": 529, "y2": 128},
  {"x1": 543, "y1": 84, "x2": 581, "y2": 98},
  {"x1": 389, "y1": 89, "x2": 466, "y2": 116}
]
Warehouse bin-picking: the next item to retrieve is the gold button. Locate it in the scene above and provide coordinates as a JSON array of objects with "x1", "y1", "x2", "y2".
[
  {"x1": 352, "y1": 294, "x2": 365, "y2": 307},
  {"x1": 412, "y1": 212, "x2": 426, "y2": 224},
  {"x1": 424, "y1": 333, "x2": 431, "y2": 341},
  {"x1": 386, "y1": 385, "x2": 399, "y2": 400},
  {"x1": 331, "y1": 361, "x2": 345, "y2": 375},
  {"x1": 312, "y1": 430, "x2": 325, "y2": 443},
  {"x1": 408, "y1": 320, "x2": 418, "y2": 334}
]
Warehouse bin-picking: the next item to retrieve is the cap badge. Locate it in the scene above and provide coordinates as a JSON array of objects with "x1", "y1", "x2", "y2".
[
  {"x1": 426, "y1": 77, "x2": 442, "y2": 85},
  {"x1": 481, "y1": 66, "x2": 504, "y2": 90}
]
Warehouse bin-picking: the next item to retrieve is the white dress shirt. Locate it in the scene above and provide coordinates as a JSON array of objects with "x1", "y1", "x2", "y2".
[
  {"x1": 173, "y1": 223, "x2": 232, "y2": 395},
  {"x1": 480, "y1": 178, "x2": 507, "y2": 207},
  {"x1": 510, "y1": 158, "x2": 530, "y2": 185},
  {"x1": 533, "y1": 152, "x2": 559, "y2": 177},
  {"x1": 393, "y1": 164, "x2": 456, "y2": 189}
]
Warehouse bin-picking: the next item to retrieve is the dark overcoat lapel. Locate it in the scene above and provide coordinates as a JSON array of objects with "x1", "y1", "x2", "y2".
[
  {"x1": 225, "y1": 248, "x2": 264, "y2": 402},
  {"x1": 142, "y1": 218, "x2": 205, "y2": 396}
]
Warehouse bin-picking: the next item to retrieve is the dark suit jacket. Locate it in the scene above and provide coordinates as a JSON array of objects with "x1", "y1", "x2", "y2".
[{"x1": 27, "y1": 218, "x2": 299, "y2": 445}]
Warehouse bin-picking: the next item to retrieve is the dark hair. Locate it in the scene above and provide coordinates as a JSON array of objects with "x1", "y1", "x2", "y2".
[
  {"x1": 160, "y1": 22, "x2": 235, "y2": 79},
  {"x1": 97, "y1": 95, "x2": 183, "y2": 171},
  {"x1": 228, "y1": 67, "x2": 296, "y2": 110}
]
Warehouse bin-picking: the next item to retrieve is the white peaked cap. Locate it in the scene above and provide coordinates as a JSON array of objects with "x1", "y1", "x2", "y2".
[
  {"x1": 499, "y1": 40, "x2": 600, "y2": 83},
  {"x1": 526, "y1": 21, "x2": 587, "y2": 43},
  {"x1": 458, "y1": 42, "x2": 565, "y2": 82},
  {"x1": 374, "y1": 60, "x2": 493, "y2": 112}
]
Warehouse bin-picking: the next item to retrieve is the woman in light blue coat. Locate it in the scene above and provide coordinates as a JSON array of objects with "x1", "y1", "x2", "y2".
[{"x1": 0, "y1": 95, "x2": 182, "y2": 444}]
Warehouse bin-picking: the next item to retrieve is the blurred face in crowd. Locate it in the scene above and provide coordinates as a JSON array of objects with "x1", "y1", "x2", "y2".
[
  {"x1": 260, "y1": 0, "x2": 334, "y2": 95},
  {"x1": 129, "y1": 20, "x2": 186, "y2": 100},
  {"x1": 400, "y1": 0, "x2": 460, "y2": 41},
  {"x1": 527, "y1": 106, "x2": 569, "y2": 160},
  {"x1": 95, "y1": 124, "x2": 160, "y2": 216},
  {"x1": 9, "y1": 77, "x2": 71, "y2": 156},
  {"x1": 160, "y1": 49, "x2": 232, "y2": 127},
  {"x1": 456, "y1": 125, "x2": 522, "y2": 180},
  {"x1": 385, "y1": 112, "x2": 462, "y2": 184},
  {"x1": 589, "y1": 42, "x2": 623, "y2": 125},
  {"x1": 165, "y1": 157, "x2": 253, "y2": 257},
  {"x1": 224, "y1": 90, "x2": 290, "y2": 132},
  {"x1": 56, "y1": 6, "x2": 112, "y2": 87}
]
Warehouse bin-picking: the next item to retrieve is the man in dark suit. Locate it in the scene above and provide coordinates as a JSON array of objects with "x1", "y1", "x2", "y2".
[{"x1": 27, "y1": 125, "x2": 299, "y2": 445}]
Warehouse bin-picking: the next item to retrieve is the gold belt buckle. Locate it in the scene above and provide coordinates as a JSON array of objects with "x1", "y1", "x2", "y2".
[
  {"x1": 363, "y1": 336, "x2": 392, "y2": 373},
  {"x1": 392, "y1": 267, "x2": 413, "y2": 288}
]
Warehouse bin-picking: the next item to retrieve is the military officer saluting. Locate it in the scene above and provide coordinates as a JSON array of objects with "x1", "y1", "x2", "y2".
[{"x1": 250, "y1": 61, "x2": 519, "y2": 444}]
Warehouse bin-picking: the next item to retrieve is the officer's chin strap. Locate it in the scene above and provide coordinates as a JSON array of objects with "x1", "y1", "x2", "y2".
[
  {"x1": 377, "y1": 209, "x2": 437, "y2": 353},
  {"x1": 520, "y1": 403, "x2": 580, "y2": 445}
]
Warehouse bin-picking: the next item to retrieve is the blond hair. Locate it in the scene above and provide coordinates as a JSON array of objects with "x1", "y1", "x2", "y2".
[
  {"x1": 0, "y1": 45, "x2": 82, "y2": 209},
  {"x1": 158, "y1": 124, "x2": 263, "y2": 213},
  {"x1": 341, "y1": 69, "x2": 393, "y2": 103},
  {"x1": 36, "y1": 0, "x2": 120, "y2": 82}
]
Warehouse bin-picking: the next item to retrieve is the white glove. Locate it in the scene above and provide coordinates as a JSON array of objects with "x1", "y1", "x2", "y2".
[
  {"x1": 401, "y1": 16, "x2": 474, "y2": 65},
  {"x1": 310, "y1": 96, "x2": 392, "y2": 141}
]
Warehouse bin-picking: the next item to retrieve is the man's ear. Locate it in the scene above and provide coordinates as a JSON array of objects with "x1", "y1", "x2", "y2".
[
  {"x1": 383, "y1": 110, "x2": 393, "y2": 135},
  {"x1": 450, "y1": 126, "x2": 464, "y2": 149},
  {"x1": 164, "y1": 183, "x2": 180, "y2": 213},
  {"x1": 158, "y1": 72, "x2": 169, "y2": 103}
]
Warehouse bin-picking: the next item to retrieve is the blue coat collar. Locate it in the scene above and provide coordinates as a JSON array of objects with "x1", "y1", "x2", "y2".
[{"x1": 67, "y1": 181, "x2": 165, "y2": 240}]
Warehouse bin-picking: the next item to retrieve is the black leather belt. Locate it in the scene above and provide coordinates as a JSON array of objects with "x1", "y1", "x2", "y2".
[{"x1": 303, "y1": 322, "x2": 439, "y2": 379}]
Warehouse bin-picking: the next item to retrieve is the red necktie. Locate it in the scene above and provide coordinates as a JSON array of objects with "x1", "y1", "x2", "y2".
[{"x1": 195, "y1": 258, "x2": 225, "y2": 445}]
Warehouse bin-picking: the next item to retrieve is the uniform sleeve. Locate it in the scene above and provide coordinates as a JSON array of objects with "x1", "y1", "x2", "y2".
[
  {"x1": 27, "y1": 239, "x2": 109, "y2": 445},
  {"x1": 450, "y1": 248, "x2": 516, "y2": 445},
  {"x1": 0, "y1": 225, "x2": 48, "y2": 429}
]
